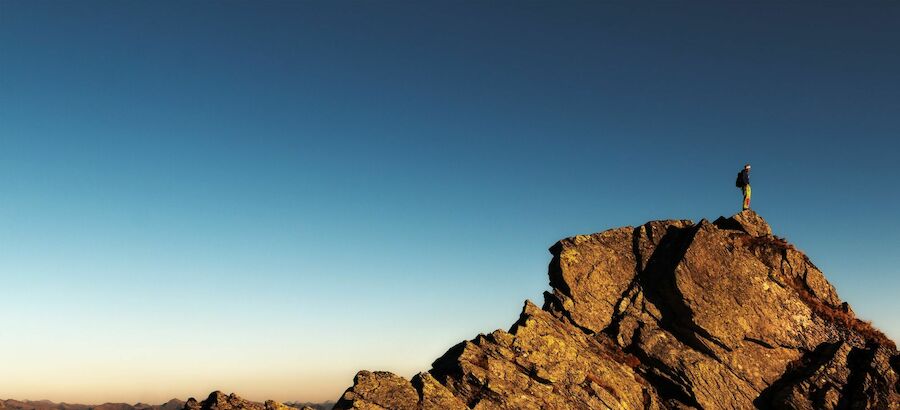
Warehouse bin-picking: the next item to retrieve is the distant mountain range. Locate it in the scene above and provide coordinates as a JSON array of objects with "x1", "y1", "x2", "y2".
[
  {"x1": 0, "y1": 398, "x2": 333, "y2": 410},
  {"x1": 0, "y1": 399, "x2": 185, "y2": 410}
]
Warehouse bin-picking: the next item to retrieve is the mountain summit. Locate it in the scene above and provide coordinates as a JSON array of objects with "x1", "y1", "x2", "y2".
[{"x1": 334, "y1": 211, "x2": 899, "y2": 409}]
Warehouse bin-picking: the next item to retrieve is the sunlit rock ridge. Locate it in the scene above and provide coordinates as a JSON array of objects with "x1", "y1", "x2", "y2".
[{"x1": 332, "y1": 211, "x2": 900, "y2": 409}]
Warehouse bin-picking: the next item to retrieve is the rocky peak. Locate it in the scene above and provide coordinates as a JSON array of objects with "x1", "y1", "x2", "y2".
[
  {"x1": 335, "y1": 211, "x2": 899, "y2": 409},
  {"x1": 712, "y1": 209, "x2": 773, "y2": 237}
]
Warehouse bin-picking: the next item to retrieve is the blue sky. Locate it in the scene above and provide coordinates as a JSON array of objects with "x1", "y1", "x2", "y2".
[{"x1": 1, "y1": 0, "x2": 899, "y2": 403}]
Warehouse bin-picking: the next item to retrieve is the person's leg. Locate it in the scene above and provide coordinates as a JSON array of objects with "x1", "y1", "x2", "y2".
[{"x1": 743, "y1": 185, "x2": 752, "y2": 210}]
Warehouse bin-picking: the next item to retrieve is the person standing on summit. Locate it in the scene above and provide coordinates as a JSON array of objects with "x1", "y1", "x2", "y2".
[{"x1": 736, "y1": 164, "x2": 751, "y2": 210}]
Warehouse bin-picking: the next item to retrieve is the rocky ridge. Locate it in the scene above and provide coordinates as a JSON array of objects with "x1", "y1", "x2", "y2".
[
  {"x1": 183, "y1": 393, "x2": 302, "y2": 410},
  {"x1": 334, "y1": 211, "x2": 900, "y2": 409}
]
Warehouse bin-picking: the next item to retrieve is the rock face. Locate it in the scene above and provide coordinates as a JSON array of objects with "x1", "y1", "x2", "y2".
[{"x1": 335, "y1": 211, "x2": 899, "y2": 409}]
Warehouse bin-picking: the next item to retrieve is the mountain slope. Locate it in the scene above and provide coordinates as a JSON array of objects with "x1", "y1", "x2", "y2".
[{"x1": 334, "y1": 211, "x2": 899, "y2": 409}]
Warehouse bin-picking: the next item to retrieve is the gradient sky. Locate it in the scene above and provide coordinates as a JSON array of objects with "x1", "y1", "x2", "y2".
[{"x1": 1, "y1": 0, "x2": 899, "y2": 404}]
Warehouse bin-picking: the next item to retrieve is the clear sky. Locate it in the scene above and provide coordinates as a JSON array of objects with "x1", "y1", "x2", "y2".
[{"x1": 1, "y1": 0, "x2": 898, "y2": 404}]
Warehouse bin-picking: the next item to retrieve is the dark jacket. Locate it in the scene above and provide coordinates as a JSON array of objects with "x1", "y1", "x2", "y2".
[{"x1": 740, "y1": 169, "x2": 751, "y2": 187}]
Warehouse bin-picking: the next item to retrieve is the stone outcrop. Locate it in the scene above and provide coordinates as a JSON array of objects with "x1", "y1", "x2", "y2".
[
  {"x1": 184, "y1": 392, "x2": 292, "y2": 410},
  {"x1": 335, "y1": 210, "x2": 899, "y2": 409}
]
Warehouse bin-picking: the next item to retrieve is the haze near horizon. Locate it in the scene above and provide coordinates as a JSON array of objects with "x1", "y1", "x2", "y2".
[{"x1": 1, "y1": 0, "x2": 899, "y2": 404}]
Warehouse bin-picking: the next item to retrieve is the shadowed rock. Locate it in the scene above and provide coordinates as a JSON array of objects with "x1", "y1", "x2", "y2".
[
  {"x1": 713, "y1": 210, "x2": 773, "y2": 237},
  {"x1": 334, "y1": 210, "x2": 898, "y2": 409}
]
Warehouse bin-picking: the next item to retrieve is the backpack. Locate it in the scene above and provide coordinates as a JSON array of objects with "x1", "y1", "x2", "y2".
[{"x1": 735, "y1": 171, "x2": 744, "y2": 188}]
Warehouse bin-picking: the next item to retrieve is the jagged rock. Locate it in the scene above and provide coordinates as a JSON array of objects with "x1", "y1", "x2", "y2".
[
  {"x1": 546, "y1": 226, "x2": 642, "y2": 334},
  {"x1": 334, "y1": 371, "x2": 420, "y2": 409},
  {"x1": 183, "y1": 392, "x2": 291, "y2": 410},
  {"x1": 335, "y1": 302, "x2": 659, "y2": 410},
  {"x1": 335, "y1": 211, "x2": 899, "y2": 409},
  {"x1": 436, "y1": 300, "x2": 663, "y2": 409},
  {"x1": 757, "y1": 341, "x2": 899, "y2": 409},
  {"x1": 714, "y1": 209, "x2": 772, "y2": 237},
  {"x1": 333, "y1": 371, "x2": 468, "y2": 410},
  {"x1": 412, "y1": 372, "x2": 468, "y2": 410}
]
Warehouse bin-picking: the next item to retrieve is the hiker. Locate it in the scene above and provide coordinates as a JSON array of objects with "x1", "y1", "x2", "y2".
[{"x1": 736, "y1": 164, "x2": 751, "y2": 210}]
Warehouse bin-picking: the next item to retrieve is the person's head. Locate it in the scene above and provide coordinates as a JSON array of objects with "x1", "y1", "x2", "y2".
[{"x1": 744, "y1": 163, "x2": 751, "y2": 170}]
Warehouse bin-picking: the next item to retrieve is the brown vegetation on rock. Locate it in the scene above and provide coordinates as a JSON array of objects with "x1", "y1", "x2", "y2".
[{"x1": 784, "y1": 274, "x2": 896, "y2": 351}]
